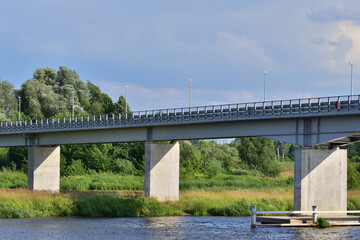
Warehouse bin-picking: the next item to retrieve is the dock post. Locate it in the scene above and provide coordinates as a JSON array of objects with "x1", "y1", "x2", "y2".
[
  {"x1": 251, "y1": 206, "x2": 257, "y2": 228},
  {"x1": 312, "y1": 206, "x2": 318, "y2": 223}
]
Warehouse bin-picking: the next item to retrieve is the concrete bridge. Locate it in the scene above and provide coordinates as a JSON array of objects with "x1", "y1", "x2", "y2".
[{"x1": 1, "y1": 94, "x2": 359, "y2": 213}]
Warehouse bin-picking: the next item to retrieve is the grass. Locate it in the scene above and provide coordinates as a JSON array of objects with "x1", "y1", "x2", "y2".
[
  {"x1": 60, "y1": 173, "x2": 144, "y2": 190},
  {"x1": 0, "y1": 188, "x2": 358, "y2": 218},
  {"x1": 0, "y1": 171, "x2": 294, "y2": 192},
  {"x1": 317, "y1": 217, "x2": 331, "y2": 228},
  {"x1": 180, "y1": 174, "x2": 294, "y2": 191}
]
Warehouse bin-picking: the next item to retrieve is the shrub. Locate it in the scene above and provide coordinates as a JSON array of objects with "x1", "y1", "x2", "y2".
[
  {"x1": 63, "y1": 160, "x2": 86, "y2": 176},
  {"x1": 348, "y1": 161, "x2": 360, "y2": 190},
  {"x1": 317, "y1": 217, "x2": 331, "y2": 228}
]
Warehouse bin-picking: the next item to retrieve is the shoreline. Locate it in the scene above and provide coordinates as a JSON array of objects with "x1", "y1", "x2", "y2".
[{"x1": 0, "y1": 188, "x2": 359, "y2": 218}]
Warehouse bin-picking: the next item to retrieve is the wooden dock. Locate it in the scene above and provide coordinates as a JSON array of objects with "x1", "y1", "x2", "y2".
[{"x1": 256, "y1": 215, "x2": 360, "y2": 227}]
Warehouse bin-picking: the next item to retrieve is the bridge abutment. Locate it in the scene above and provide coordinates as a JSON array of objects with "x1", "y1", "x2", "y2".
[
  {"x1": 28, "y1": 146, "x2": 60, "y2": 192},
  {"x1": 144, "y1": 141, "x2": 179, "y2": 201},
  {"x1": 294, "y1": 148, "x2": 347, "y2": 215}
]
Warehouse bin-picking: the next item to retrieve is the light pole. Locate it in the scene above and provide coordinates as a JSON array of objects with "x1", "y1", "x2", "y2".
[
  {"x1": 18, "y1": 96, "x2": 21, "y2": 121},
  {"x1": 72, "y1": 91, "x2": 75, "y2": 119},
  {"x1": 188, "y1": 79, "x2": 192, "y2": 108},
  {"x1": 263, "y1": 71, "x2": 267, "y2": 102},
  {"x1": 124, "y1": 85, "x2": 128, "y2": 117},
  {"x1": 349, "y1": 63, "x2": 353, "y2": 97}
]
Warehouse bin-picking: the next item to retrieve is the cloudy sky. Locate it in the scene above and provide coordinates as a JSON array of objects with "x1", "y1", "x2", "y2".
[{"x1": 0, "y1": 0, "x2": 360, "y2": 110}]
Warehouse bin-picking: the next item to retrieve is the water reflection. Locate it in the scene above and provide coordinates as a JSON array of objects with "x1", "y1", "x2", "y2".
[{"x1": 0, "y1": 217, "x2": 359, "y2": 240}]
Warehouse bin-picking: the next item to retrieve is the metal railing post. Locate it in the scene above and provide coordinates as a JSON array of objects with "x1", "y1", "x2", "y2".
[
  {"x1": 251, "y1": 206, "x2": 257, "y2": 228},
  {"x1": 312, "y1": 206, "x2": 318, "y2": 223}
]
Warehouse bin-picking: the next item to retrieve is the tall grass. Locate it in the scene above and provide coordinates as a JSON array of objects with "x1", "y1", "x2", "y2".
[
  {"x1": 0, "y1": 189, "x2": 72, "y2": 218},
  {"x1": 0, "y1": 172, "x2": 27, "y2": 189},
  {"x1": 60, "y1": 173, "x2": 144, "y2": 190},
  {"x1": 0, "y1": 189, "x2": 358, "y2": 218},
  {"x1": 180, "y1": 174, "x2": 294, "y2": 191}
]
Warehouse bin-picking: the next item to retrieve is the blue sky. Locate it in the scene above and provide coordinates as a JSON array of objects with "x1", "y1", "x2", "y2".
[{"x1": 1, "y1": 0, "x2": 360, "y2": 111}]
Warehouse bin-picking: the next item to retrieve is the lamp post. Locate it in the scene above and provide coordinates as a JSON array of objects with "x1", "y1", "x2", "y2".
[
  {"x1": 124, "y1": 85, "x2": 128, "y2": 117},
  {"x1": 18, "y1": 96, "x2": 21, "y2": 121},
  {"x1": 263, "y1": 71, "x2": 267, "y2": 102},
  {"x1": 188, "y1": 79, "x2": 192, "y2": 108},
  {"x1": 349, "y1": 63, "x2": 354, "y2": 97},
  {"x1": 72, "y1": 91, "x2": 75, "y2": 119}
]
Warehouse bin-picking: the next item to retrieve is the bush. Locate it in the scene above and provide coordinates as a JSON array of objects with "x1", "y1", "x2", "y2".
[
  {"x1": 63, "y1": 160, "x2": 86, "y2": 176},
  {"x1": 348, "y1": 161, "x2": 360, "y2": 190},
  {"x1": 235, "y1": 137, "x2": 282, "y2": 177},
  {"x1": 111, "y1": 158, "x2": 135, "y2": 175},
  {"x1": 206, "y1": 159, "x2": 222, "y2": 178},
  {"x1": 317, "y1": 217, "x2": 331, "y2": 228}
]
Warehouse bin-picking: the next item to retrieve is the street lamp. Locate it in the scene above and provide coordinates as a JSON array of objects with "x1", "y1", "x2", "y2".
[
  {"x1": 124, "y1": 85, "x2": 128, "y2": 117},
  {"x1": 349, "y1": 63, "x2": 354, "y2": 97},
  {"x1": 263, "y1": 71, "x2": 267, "y2": 102},
  {"x1": 188, "y1": 79, "x2": 192, "y2": 108},
  {"x1": 18, "y1": 96, "x2": 21, "y2": 121},
  {"x1": 72, "y1": 91, "x2": 75, "y2": 119}
]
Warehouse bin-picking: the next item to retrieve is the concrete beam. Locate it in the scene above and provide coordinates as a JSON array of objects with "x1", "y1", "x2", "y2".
[
  {"x1": 294, "y1": 148, "x2": 347, "y2": 215},
  {"x1": 28, "y1": 146, "x2": 60, "y2": 192},
  {"x1": 144, "y1": 141, "x2": 179, "y2": 201}
]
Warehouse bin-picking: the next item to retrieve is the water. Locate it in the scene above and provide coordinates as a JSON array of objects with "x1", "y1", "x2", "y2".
[{"x1": 0, "y1": 217, "x2": 359, "y2": 240}]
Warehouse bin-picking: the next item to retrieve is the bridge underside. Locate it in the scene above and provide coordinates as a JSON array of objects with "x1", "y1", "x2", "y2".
[{"x1": 1, "y1": 114, "x2": 360, "y2": 147}]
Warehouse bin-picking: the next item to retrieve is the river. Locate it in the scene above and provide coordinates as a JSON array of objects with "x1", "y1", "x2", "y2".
[{"x1": 0, "y1": 216, "x2": 359, "y2": 240}]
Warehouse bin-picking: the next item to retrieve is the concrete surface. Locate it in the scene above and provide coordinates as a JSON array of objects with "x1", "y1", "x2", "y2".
[
  {"x1": 294, "y1": 148, "x2": 347, "y2": 215},
  {"x1": 144, "y1": 141, "x2": 179, "y2": 201},
  {"x1": 28, "y1": 146, "x2": 60, "y2": 192}
]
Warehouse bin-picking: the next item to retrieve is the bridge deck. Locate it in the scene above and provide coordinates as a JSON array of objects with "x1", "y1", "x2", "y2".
[{"x1": 1, "y1": 95, "x2": 360, "y2": 135}]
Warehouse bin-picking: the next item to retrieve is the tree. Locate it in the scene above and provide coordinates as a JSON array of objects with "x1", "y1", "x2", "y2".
[
  {"x1": 20, "y1": 68, "x2": 60, "y2": 118},
  {"x1": 235, "y1": 137, "x2": 282, "y2": 177},
  {"x1": 114, "y1": 96, "x2": 131, "y2": 115},
  {"x1": 0, "y1": 79, "x2": 17, "y2": 120},
  {"x1": 87, "y1": 80, "x2": 104, "y2": 115},
  {"x1": 102, "y1": 93, "x2": 115, "y2": 114}
]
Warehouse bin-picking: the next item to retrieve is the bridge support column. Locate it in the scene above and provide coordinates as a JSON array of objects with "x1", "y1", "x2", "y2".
[
  {"x1": 294, "y1": 148, "x2": 347, "y2": 215},
  {"x1": 145, "y1": 141, "x2": 179, "y2": 202},
  {"x1": 28, "y1": 146, "x2": 60, "y2": 192}
]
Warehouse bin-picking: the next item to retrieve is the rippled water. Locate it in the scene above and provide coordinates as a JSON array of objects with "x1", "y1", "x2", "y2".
[{"x1": 0, "y1": 217, "x2": 360, "y2": 240}]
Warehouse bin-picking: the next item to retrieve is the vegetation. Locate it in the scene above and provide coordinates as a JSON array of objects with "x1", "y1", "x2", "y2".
[
  {"x1": 316, "y1": 217, "x2": 331, "y2": 228},
  {"x1": 0, "y1": 66, "x2": 360, "y2": 218}
]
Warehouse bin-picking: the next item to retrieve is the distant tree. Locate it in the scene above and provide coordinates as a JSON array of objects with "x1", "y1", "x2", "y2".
[
  {"x1": 0, "y1": 79, "x2": 17, "y2": 120},
  {"x1": 102, "y1": 93, "x2": 115, "y2": 114},
  {"x1": 235, "y1": 137, "x2": 281, "y2": 177},
  {"x1": 114, "y1": 96, "x2": 131, "y2": 115},
  {"x1": 87, "y1": 80, "x2": 104, "y2": 115}
]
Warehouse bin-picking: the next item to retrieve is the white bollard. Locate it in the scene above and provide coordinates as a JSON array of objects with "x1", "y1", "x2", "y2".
[
  {"x1": 251, "y1": 206, "x2": 257, "y2": 228},
  {"x1": 312, "y1": 206, "x2": 318, "y2": 223}
]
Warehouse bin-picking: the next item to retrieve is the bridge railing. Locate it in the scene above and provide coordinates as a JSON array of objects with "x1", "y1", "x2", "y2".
[{"x1": 1, "y1": 94, "x2": 360, "y2": 133}]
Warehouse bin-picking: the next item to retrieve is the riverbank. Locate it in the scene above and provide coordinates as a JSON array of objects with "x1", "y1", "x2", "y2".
[{"x1": 0, "y1": 189, "x2": 359, "y2": 218}]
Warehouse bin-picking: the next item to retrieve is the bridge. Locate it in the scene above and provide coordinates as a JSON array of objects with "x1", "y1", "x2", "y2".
[{"x1": 1, "y1": 94, "x2": 359, "y2": 214}]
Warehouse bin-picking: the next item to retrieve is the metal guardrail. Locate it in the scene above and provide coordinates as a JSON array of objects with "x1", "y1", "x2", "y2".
[
  {"x1": 1, "y1": 94, "x2": 360, "y2": 134},
  {"x1": 250, "y1": 205, "x2": 360, "y2": 228}
]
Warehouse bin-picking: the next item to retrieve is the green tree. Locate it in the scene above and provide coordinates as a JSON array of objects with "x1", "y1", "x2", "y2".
[
  {"x1": 180, "y1": 141, "x2": 203, "y2": 178},
  {"x1": 235, "y1": 137, "x2": 281, "y2": 177},
  {"x1": 114, "y1": 96, "x2": 131, "y2": 115},
  {"x1": 0, "y1": 79, "x2": 17, "y2": 120}
]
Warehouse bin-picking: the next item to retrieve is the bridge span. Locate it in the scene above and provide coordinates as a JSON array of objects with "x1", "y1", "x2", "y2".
[
  {"x1": 1, "y1": 94, "x2": 358, "y2": 214},
  {"x1": 1, "y1": 95, "x2": 360, "y2": 147}
]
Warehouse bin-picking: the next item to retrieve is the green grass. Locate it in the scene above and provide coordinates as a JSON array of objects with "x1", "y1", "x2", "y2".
[
  {"x1": 317, "y1": 217, "x2": 331, "y2": 228},
  {"x1": 0, "y1": 172, "x2": 27, "y2": 189},
  {"x1": 180, "y1": 174, "x2": 294, "y2": 191},
  {"x1": 0, "y1": 171, "x2": 294, "y2": 191},
  {"x1": 60, "y1": 173, "x2": 143, "y2": 191}
]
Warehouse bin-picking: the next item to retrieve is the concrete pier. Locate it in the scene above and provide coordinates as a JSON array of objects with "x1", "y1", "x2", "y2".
[
  {"x1": 294, "y1": 148, "x2": 347, "y2": 215},
  {"x1": 144, "y1": 141, "x2": 179, "y2": 202},
  {"x1": 28, "y1": 146, "x2": 60, "y2": 192}
]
